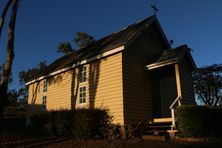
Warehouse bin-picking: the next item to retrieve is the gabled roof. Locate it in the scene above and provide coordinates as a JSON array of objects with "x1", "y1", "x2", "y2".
[
  {"x1": 27, "y1": 15, "x2": 170, "y2": 85},
  {"x1": 44, "y1": 15, "x2": 168, "y2": 75},
  {"x1": 147, "y1": 45, "x2": 196, "y2": 70}
]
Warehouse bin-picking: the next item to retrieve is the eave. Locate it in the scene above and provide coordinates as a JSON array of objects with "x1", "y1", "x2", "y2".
[
  {"x1": 26, "y1": 46, "x2": 124, "y2": 85},
  {"x1": 147, "y1": 58, "x2": 180, "y2": 70}
]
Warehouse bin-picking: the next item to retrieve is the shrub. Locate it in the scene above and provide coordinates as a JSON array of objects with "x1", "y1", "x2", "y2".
[
  {"x1": 125, "y1": 121, "x2": 149, "y2": 139},
  {"x1": 176, "y1": 105, "x2": 222, "y2": 137},
  {"x1": 104, "y1": 121, "x2": 149, "y2": 140},
  {"x1": 73, "y1": 109, "x2": 111, "y2": 139},
  {"x1": 27, "y1": 108, "x2": 111, "y2": 138},
  {"x1": 105, "y1": 124, "x2": 122, "y2": 139},
  {"x1": 26, "y1": 112, "x2": 50, "y2": 136},
  {"x1": 52, "y1": 110, "x2": 74, "y2": 136}
]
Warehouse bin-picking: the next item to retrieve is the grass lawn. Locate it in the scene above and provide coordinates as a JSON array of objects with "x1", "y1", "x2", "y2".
[{"x1": 46, "y1": 139, "x2": 222, "y2": 148}]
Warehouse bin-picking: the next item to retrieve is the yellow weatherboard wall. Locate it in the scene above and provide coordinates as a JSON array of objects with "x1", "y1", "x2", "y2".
[
  {"x1": 47, "y1": 71, "x2": 73, "y2": 110},
  {"x1": 28, "y1": 70, "x2": 73, "y2": 110},
  {"x1": 27, "y1": 52, "x2": 124, "y2": 124}
]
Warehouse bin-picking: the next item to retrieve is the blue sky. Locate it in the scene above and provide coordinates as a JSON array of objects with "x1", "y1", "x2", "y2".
[{"x1": 0, "y1": 0, "x2": 222, "y2": 90}]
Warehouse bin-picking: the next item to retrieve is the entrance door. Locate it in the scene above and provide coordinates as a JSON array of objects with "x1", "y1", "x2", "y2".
[
  {"x1": 159, "y1": 73, "x2": 177, "y2": 117},
  {"x1": 151, "y1": 76, "x2": 162, "y2": 118}
]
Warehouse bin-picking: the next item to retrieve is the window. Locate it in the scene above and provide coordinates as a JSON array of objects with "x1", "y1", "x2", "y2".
[
  {"x1": 79, "y1": 86, "x2": 86, "y2": 104},
  {"x1": 43, "y1": 79, "x2": 47, "y2": 93},
  {"x1": 42, "y1": 96, "x2": 47, "y2": 110},
  {"x1": 79, "y1": 66, "x2": 86, "y2": 83}
]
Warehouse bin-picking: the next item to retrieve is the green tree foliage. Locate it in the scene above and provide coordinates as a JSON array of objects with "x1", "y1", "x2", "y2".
[
  {"x1": 193, "y1": 64, "x2": 222, "y2": 106},
  {"x1": 176, "y1": 105, "x2": 222, "y2": 137},
  {"x1": 57, "y1": 42, "x2": 73, "y2": 55},
  {"x1": 19, "y1": 61, "x2": 47, "y2": 84},
  {"x1": 57, "y1": 32, "x2": 95, "y2": 55},
  {"x1": 73, "y1": 32, "x2": 95, "y2": 49},
  {"x1": 7, "y1": 89, "x2": 18, "y2": 106}
]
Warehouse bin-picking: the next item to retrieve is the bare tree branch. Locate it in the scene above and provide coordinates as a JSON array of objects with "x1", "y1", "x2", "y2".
[{"x1": 193, "y1": 64, "x2": 222, "y2": 106}]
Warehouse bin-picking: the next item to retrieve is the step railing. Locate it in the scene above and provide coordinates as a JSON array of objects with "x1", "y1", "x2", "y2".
[{"x1": 169, "y1": 96, "x2": 181, "y2": 129}]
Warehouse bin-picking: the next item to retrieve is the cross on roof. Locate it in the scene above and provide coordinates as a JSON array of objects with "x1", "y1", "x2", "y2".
[{"x1": 151, "y1": 2, "x2": 159, "y2": 15}]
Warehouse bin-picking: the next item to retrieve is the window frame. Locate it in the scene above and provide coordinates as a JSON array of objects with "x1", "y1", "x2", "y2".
[
  {"x1": 43, "y1": 79, "x2": 47, "y2": 93},
  {"x1": 79, "y1": 86, "x2": 86, "y2": 104},
  {"x1": 79, "y1": 66, "x2": 87, "y2": 83}
]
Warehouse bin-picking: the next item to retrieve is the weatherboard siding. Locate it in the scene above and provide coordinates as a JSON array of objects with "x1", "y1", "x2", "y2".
[
  {"x1": 27, "y1": 71, "x2": 72, "y2": 110},
  {"x1": 69, "y1": 52, "x2": 124, "y2": 124},
  {"x1": 27, "y1": 52, "x2": 124, "y2": 124},
  {"x1": 122, "y1": 26, "x2": 168, "y2": 123},
  {"x1": 179, "y1": 57, "x2": 195, "y2": 104},
  {"x1": 28, "y1": 82, "x2": 41, "y2": 105},
  {"x1": 79, "y1": 52, "x2": 124, "y2": 124},
  {"x1": 46, "y1": 71, "x2": 72, "y2": 110}
]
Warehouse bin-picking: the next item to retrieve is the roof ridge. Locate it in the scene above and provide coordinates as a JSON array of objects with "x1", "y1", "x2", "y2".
[{"x1": 112, "y1": 15, "x2": 155, "y2": 35}]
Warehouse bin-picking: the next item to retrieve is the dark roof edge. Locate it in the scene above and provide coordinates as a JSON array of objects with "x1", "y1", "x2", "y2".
[
  {"x1": 154, "y1": 16, "x2": 171, "y2": 48},
  {"x1": 124, "y1": 15, "x2": 171, "y2": 49},
  {"x1": 182, "y1": 45, "x2": 197, "y2": 70},
  {"x1": 147, "y1": 44, "x2": 197, "y2": 70}
]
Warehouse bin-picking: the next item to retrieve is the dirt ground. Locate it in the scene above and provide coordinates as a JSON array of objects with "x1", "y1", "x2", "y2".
[{"x1": 46, "y1": 139, "x2": 222, "y2": 148}]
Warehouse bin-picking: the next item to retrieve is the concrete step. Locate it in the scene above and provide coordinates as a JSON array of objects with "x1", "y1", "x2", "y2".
[
  {"x1": 148, "y1": 125, "x2": 171, "y2": 129},
  {"x1": 142, "y1": 135, "x2": 170, "y2": 141},
  {"x1": 149, "y1": 118, "x2": 173, "y2": 124}
]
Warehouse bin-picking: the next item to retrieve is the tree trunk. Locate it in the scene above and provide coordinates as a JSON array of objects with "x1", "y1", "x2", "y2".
[
  {"x1": 0, "y1": 0, "x2": 19, "y2": 133},
  {"x1": 0, "y1": 0, "x2": 13, "y2": 39}
]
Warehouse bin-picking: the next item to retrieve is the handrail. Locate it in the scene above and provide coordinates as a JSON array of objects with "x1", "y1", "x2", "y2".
[
  {"x1": 169, "y1": 96, "x2": 181, "y2": 109},
  {"x1": 169, "y1": 96, "x2": 181, "y2": 130}
]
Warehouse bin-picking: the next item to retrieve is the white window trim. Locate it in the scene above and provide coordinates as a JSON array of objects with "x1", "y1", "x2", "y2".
[
  {"x1": 79, "y1": 66, "x2": 87, "y2": 83},
  {"x1": 78, "y1": 86, "x2": 86, "y2": 106}
]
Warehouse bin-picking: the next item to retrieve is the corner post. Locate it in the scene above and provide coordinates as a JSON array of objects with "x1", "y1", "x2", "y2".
[
  {"x1": 171, "y1": 108, "x2": 175, "y2": 129},
  {"x1": 175, "y1": 64, "x2": 182, "y2": 105}
]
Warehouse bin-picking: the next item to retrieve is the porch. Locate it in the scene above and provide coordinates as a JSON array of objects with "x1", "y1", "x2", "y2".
[
  {"x1": 147, "y1": 63, "x2": 182, "y2": 130},
  {"x1": 143, "y1": 46, "x2": 196, "y2": 138}
]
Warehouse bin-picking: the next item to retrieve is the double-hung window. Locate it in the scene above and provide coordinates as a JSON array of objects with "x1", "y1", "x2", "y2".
[
  {"x1": 43, "y1": 79, "x2": 47, "y2": 93},
  {"x1": 79, "y1": 66, "x2": 86, "y2": 83},
  {"x1": 79, "y1": 86, "x2": 86, "y2": 104}
]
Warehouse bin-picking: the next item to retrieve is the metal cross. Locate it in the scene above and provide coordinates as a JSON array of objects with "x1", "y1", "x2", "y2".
[{"x1": 151, "y1": 2, "x2": 159, "y2": 15}]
